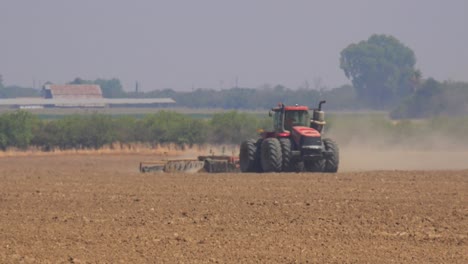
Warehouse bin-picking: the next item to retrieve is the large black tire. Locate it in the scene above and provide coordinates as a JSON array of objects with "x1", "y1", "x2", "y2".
[
  {"x1": 261, "y1": 138, "x2": 283, "y2": 172},
  {"x1": 293, "y1": 161, "x2": 304, "y2": 173},
  {"x1": 323, "y1": 138, "x2": 339, "y2": 173},
  {"x1": 279, "y1": 138, "x2": 293, "y2": 172},
  {"x1": 255, "y1": 139, "x2": 264, "y2": 172},
  {"x1": 240, "y1": 139, "x2": 257, "y2": 172},
  {"x1": 304, "y1": 159, "x2": 324, "y2": 172}
]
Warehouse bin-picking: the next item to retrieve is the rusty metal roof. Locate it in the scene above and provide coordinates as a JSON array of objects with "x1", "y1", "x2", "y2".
[
  {"x1": 0, "y1": 98, "x2": 176, "y2": 107},
  {"x1": 44, "y1": 84, "x2": 103, "y2": 99}
]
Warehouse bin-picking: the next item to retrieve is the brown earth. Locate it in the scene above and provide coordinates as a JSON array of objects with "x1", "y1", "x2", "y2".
[{"x1": 0, "y1": 152, "x2": 467, "y2": 263}]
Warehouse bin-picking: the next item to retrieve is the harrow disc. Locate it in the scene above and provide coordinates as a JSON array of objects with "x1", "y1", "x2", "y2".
[{"x1": 163, "y1": 160, "x2": 205, "y2": 173}]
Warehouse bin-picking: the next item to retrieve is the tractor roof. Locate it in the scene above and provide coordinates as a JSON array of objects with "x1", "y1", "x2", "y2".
[
  {"x1": 272, "y1": 105, "x2": 309, "y2": 111},
  {"x1": 285, "y1": 106, "x2": 309, "y2": 111}
]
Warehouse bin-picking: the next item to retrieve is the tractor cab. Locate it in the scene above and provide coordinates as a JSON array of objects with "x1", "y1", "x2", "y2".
[
  {"x1": 240, "y1": 100, "x2": 339, "y2": 173},
  {"x1": 272, "y1": 104, "x2": 310, "y2": 133}
]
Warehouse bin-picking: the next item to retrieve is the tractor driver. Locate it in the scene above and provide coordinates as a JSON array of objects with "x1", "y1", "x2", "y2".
[{"x1": 285, "y1": 116, "x2": 296, "y2": 131}]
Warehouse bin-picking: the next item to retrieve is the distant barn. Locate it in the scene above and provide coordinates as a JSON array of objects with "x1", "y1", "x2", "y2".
[
  {"x1": 43, "y1": 84, "x2": 103, "y2": 99},
  {"x1": 42, "y1": 84, "x2": 104, "y2": 107}
]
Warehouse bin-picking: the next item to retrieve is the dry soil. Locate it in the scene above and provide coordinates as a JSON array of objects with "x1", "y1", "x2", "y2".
[{"x1": 0, "y1": 151, "x2": 467, "y2": 263}]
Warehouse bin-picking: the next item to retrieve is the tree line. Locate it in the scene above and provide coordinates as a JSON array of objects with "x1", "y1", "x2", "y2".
[
  {"x1": 390, "y1": 79, "x2": 468, "y2": 119},
  {"x1": 0, "y1": 110, "x2": 270, "y2": 151},
  {"x1": 63, "y1": 77, "x2": 360, "y2": 110},
  {"x1": 2, "y1": 110, "x2": 467, "y2": 152}
]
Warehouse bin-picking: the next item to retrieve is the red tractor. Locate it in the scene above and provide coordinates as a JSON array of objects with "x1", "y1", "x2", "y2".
[{"x1": 239, "y1": 101, "x2": 339, "y2": 173}]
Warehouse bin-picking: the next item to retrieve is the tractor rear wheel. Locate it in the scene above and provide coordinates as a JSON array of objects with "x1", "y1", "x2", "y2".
[
  {"x1": 279, "y1": 138, "x2": 293, "y2": 172},
  {"x1": 240, "y1": 139, "x2": 258, "y2": 172},
  {"x1": 261, "y1": 138, "x2": 282, "y2": 172},
  {"x1": 323, "y1": 138, "x2": 339, "y2": 173}
]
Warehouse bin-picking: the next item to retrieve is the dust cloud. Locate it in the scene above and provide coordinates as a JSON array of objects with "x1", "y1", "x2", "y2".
[
  {"x1": 326, "y1": 121, "x2": 468, "y2": 172},
  {"x1": 180, "y1": 141, "x2": 468, "y2": 172},
  {"x1": 339, "y1": 147, "x2": 468, "y2": 171}
]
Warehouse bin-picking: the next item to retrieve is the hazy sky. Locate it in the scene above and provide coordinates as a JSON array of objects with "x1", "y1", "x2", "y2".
[{"x1": 1, "y1": 0, "x2": 467, "y2": 91}]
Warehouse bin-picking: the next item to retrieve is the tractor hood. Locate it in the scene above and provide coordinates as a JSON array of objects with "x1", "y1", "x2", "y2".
[
  {"x1": 292, "y1": 126, "x2": 321, "y2": 137},
  {"x1": 291, "y1": 126, "x2": 322, "y2": 148}
]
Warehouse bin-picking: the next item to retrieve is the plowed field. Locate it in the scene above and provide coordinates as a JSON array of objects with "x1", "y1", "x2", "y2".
[{"x1": 1, "y1": 152, "x2": 467, "y2": 263}]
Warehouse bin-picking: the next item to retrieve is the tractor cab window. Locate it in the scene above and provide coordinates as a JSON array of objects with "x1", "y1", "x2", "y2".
[
  {"x1": 284, "y1": 110, "x2": 310, "y2": 131},
  {"x1": 273, "y1": 111, "x2": 282, "y2": 132}
]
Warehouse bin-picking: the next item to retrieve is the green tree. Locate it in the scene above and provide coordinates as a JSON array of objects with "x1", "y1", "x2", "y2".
[
  {"x1": 139, "y1": 111, "x2": 207, "y2": 146},
  {"x1": 390, "y1": 78, "x2": 443, "y2": 119},
  {"x1": 1, "y1": 85, "x2": 41, "y2": 98},
  {"x1": 94, "y1": 78, "x2": 126, "y2": 98},
  {"x1": 391, "y1": 79, "x2": 468, "y2": 119},
  {"x1": 340, "y1": 34, "x2": 418, "y2": 109},
  {"x1": 31, "y1": 121, "x2": 61, "y2": 150},
  {"x1": 34, "y1": 114, "x2": 117, "y2": 150},
  {"x1": 0, "y1": 111, "x2": 38, "y2": 150},
  {"x1": 68, "y1": 77, "x2": 93, "y2": 85},
  {"x1": 209, "y1": 111, "x2": 266, "y2": 144}
]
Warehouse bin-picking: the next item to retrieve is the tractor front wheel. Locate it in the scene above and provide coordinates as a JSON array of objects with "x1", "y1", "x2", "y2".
[
  {"x1": 305, "y1": 159, "x2": 324, "y2": 172},
  {"x1": 261, "y1": 138, "x2": 283, "y2": 172}
]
